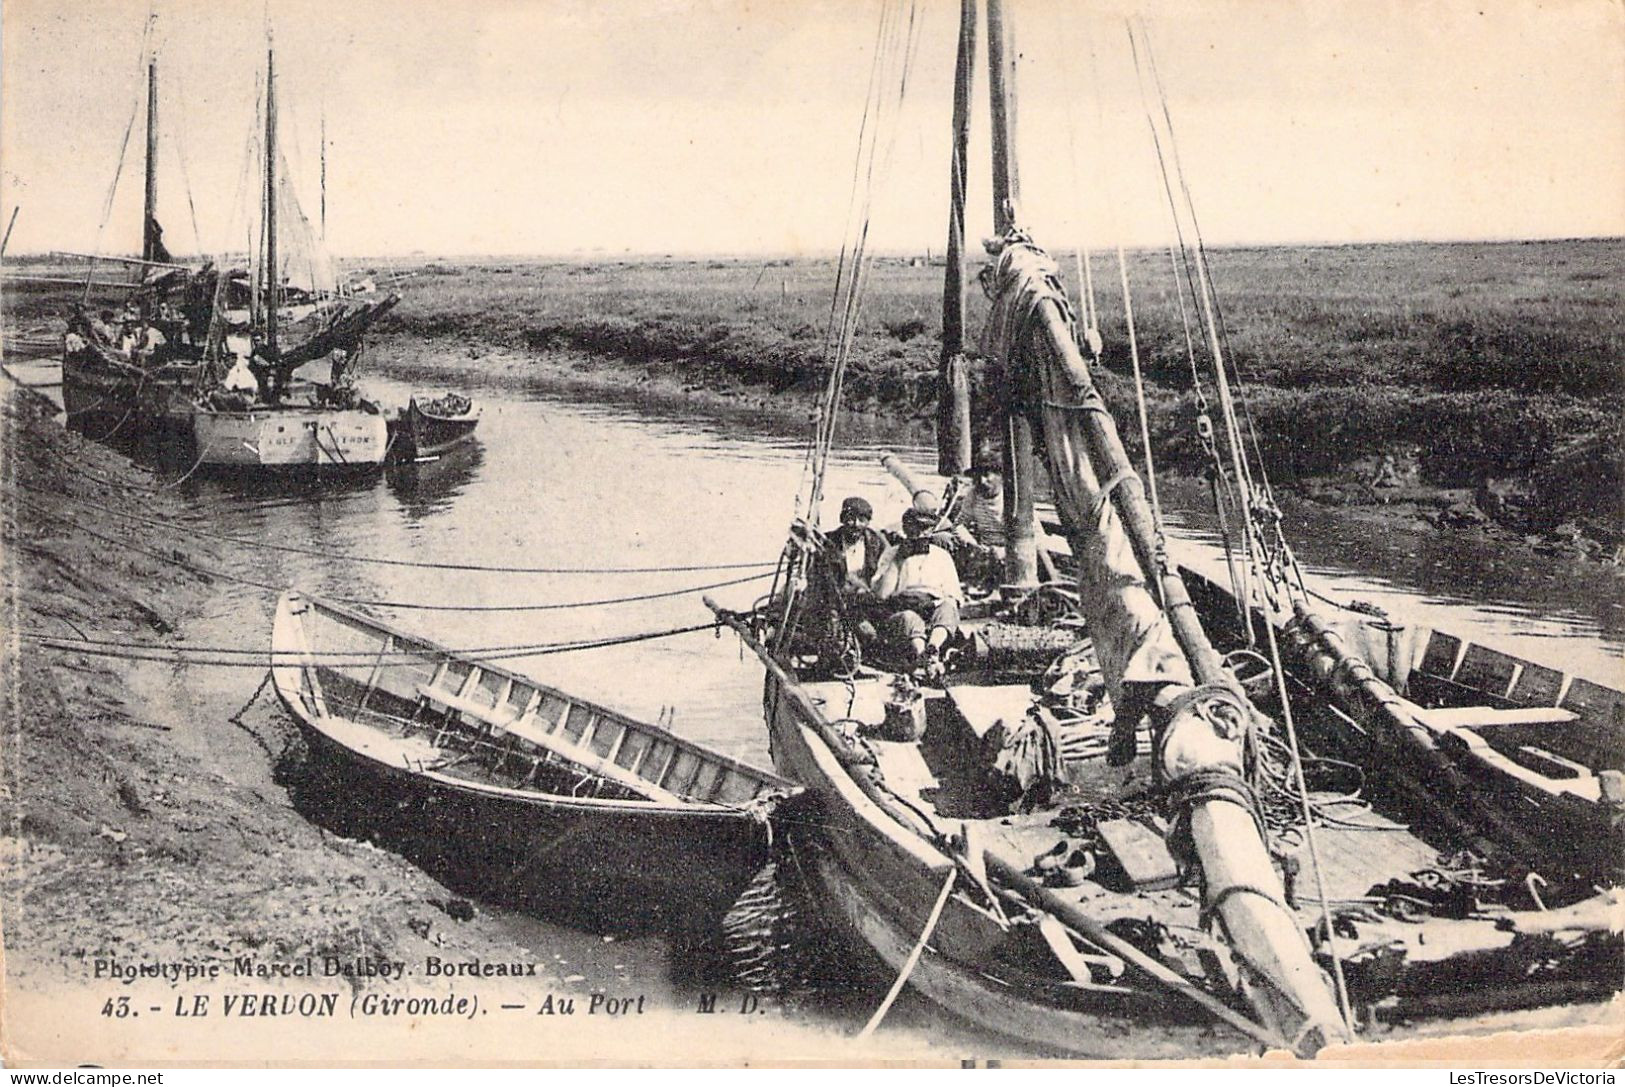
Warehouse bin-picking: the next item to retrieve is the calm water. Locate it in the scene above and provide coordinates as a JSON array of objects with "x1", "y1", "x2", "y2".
[{"x1": 31, "y1": 355, "x2": 1625, "y2": 1055}]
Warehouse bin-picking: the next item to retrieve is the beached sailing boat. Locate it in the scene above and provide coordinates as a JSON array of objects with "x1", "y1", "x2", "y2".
[
  {"x1": 710, "y1": 0, "x2": 1622, "y2": 1057},
  {"x1": 61, "y1": 38, "x2": 402, "y2": 470}
]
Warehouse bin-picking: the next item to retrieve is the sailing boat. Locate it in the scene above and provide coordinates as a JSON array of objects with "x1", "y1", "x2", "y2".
[
  {"x1": 710, "y1": 0, "x2": 1622, "y2": 1058},
  {"x1": 60, "y1": 57, "x2": 210, "y2": 437},
  {"x1": 186, "y1": 45, "x2": 399, "y2": 472},
  {"x1": 62, "y1": 37, "x2": 399, "y2": 470}
]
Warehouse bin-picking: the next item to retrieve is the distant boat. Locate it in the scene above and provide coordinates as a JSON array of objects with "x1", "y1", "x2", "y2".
[
  {"x1": 62, "y1": 42, "x2": 399, "y2": 472},
  {"x1": 271, "y1": 590, "x2": 796, "y2": 928},
  {"x1": 185, "y1": 44, "x2": 397, "y2": 473},
  {"x1": 386, "y1": 392, "x2": 481, "y2": 463}
]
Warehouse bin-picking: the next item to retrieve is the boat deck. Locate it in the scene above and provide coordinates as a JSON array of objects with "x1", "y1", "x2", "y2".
[{"x1": 803, "y1": 670, "x2": 1453, "y2": 934}]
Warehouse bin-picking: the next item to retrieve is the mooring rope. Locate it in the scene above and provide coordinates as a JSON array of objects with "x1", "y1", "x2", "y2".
[
  {"x1": 21, "y1": 620, "x2": 718, "y2": 669},
  {"x1": 12, "y1": 481, "x2": 777, "y2": 574},
  {"x1": 857, "y1": 866, "x2": 957, "y2": 1039},
  {"x1": 6, "y1": 492, "x2": 772, "y2": 612}
]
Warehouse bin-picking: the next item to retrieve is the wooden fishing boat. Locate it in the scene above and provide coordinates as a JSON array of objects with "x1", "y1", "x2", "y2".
[
  {"x1": 272, "y1": 590, "x2": 795, "y2": 928},
  {"x1": 386, "y1": 392, "x2": 481, "y2": 462},
  {"x1": 709, "y1": 0, "x2": 1622, "y2": 1058},
  {"x1": 59, "y1": 46, "x2": 399, "y2": 467},
  {"x1": 191, "y1": 402, "x2": 389, "y2": 471}
]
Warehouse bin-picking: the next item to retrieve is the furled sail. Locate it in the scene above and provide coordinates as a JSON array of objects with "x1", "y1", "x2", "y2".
[
  {"x1": 980, "y1": 237, "x2": 1190, "y2": 710},
  {"x1": 981, "y1": 232, "x2": 1350, "y2": 1053}
]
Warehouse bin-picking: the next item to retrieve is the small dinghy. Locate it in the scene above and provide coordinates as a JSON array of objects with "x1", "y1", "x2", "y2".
[
  {"x1": 272, "y1": 590, "x2": 795, "y2": 929},
  {"x1": 387, "y1": 392, "x2": 481, "y2": 462}
]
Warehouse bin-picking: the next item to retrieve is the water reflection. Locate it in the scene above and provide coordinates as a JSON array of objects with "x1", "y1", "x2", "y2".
[{"x1": 385, "y1": 440, "x2": 485, "y2": 521}]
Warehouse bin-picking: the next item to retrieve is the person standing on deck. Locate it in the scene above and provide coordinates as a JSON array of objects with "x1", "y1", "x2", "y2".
[{"x1": 871, "y1": 507, "x2": 964, "y2": 674}]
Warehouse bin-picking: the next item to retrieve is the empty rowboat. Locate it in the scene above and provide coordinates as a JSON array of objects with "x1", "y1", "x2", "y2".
[{"x1": 272, "y1": 590, "x2": 796, "y2": 931}]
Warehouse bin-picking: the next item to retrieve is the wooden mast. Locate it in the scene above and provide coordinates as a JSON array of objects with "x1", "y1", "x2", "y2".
[
  {"x1": 142, "y1": 60, "x2": 159, "y2": 267},
  {"x1": 1027, "y1": 275, "x2": 1348, "y2": 1055},
  {"x1": 263, "y1": 45, "x2": 279, "y2": 369},
  {"x1": 1, "y1": 207, "x2": 19, "y2": 258},
  {"x1": 936, "y1": 0, "x2": 976, "y2": 477},
  {"x1": 986, "y1": 0, "x2": 1039, "y2": 587}
]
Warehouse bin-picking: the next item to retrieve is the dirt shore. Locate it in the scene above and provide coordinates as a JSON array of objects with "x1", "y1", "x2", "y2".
[{"x1": 0, "y1": 382, "x2": 605, "y2": 1060}]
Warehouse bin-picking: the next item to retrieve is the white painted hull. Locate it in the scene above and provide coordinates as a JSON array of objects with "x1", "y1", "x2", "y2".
[{"x1": 192, "y1": 408, "x2": 389, "y2": 469}]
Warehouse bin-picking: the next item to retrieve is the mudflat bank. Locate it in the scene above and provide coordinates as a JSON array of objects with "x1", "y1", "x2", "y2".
[{"x1": 0, "y1": 384, "x2": 665, "y2": 1061}]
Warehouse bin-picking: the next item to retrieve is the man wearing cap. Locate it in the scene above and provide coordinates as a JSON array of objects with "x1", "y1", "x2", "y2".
[
  {"x1": 870, "y1": 507, "x2": 964, "y2": 674},
  {"x1": 826, "y1": 496, "x2": 889, "y2": 595}
]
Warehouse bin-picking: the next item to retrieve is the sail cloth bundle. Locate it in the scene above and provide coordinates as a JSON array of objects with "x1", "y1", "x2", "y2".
[
  {"x1": 979, "y1": 235, "x2": 1193, "y2": 715},
  {"x1": 979, "y1": 236, "x2": 1352, "y2": 1049}
]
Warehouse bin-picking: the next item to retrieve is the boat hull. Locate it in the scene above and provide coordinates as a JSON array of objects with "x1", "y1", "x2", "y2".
[
  {"x1": 193, "y1": 407, "x2": 388, "y2": 470},
  {"x1": 61, "y1": 350, "x2": 196, "y2": 435},
  {"x1": 761, "y1": 671, "x2": 1246, "y2": 1058},
  {"x1": 285, "y1": 699, "x2": 770, "y2": 931},
  {"x1": 271, "y1": 592, "x2": 791, "y2": 933},
  {"x1": 387, "y1": 399, "x2": 481, "y2": 462}
]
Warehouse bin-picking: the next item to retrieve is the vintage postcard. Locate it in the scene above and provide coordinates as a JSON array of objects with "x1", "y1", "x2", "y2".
[{"x1": 1, "y1": 0, "x2": 1621, "y2": 1069}]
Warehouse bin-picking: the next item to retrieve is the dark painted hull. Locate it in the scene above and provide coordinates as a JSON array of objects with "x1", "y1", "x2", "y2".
[
  {"x1": 61, "y1": 350, "x2": 196, "y2": 435},
  {"x1": 285, "y1": 692, "x2": 772, "y2": 931},
  {"x1": 387, "y1": 400, "x2": 481, "y2": 462}
]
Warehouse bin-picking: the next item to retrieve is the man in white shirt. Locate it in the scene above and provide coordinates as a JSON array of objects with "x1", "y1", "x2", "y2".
[{"x1": 870, "y1": 507, "x2": 964, "y2": 672}]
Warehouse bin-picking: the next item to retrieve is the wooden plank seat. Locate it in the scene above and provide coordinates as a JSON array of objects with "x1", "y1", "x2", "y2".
[
  {"x1": 1413, "y1": 705, "x2": 1579, "y2": 730},
  {"x1": 1411, "y1": 701, "x2": 1602, "y2": 804},
  {"x1": 415, "y1": 682, "x2": 686, "y2": 805}
]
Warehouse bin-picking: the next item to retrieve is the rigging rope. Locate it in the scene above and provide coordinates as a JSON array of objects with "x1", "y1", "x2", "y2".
[
  {"x1": 803, "y1": 0, "x2": 924, "y2": 525},
  {"x1": 7, "y1": 493, "x2": 770, "y2": 612},
  {"x1": 83, "y1": 16, "x2": 158, "y2": 305},
  {"x1": 13, "y1": 479, "x2": 775, "y2": 574},
  {"x1": 1115, "y1": 242, "x2": 1163, "y2": 533},
  {"x1": 1127, "y1": 19, "x2": 1257, "y2": 637}
]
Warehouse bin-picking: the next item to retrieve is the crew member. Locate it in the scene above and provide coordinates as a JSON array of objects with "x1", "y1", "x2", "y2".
[
  {"x1": 871, "y1": 507, "x2": 964, "y2": 673},
  {"x1": 825, "y1": 496, "x2": 887, "y2": 594}
]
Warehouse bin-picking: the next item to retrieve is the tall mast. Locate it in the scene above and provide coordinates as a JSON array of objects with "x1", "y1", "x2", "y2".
[
  {"x1": 936, "y1": 0, "x2": 976, "y2": 477},
  {"x1": 986, "y1": 0, "x2": 1039, "y2": 587},
  {"x1": 263, "y1": 45, "x2": 278, "y2": 359},
  {"x1": 986, "y1": 0, "x2": 1020, "y2": 231},
  {"x1": 142, "y1": 59, "x2": 159, "y2": 265},
  {"x1": 319, "y1": 106, "x2": 327, "y2": 241}
]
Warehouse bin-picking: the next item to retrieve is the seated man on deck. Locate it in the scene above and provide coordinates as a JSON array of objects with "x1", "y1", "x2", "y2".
[
  {"x1": 869, "y1": 507, "x2": 965, "y2": 676},
  {"x1": 824, "y1": 496, "x2": 888, "y2": 596}
]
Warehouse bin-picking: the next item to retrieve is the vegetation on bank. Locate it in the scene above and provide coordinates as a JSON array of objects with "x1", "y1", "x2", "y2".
[
  {"x1": 4, "y1": 239, "x2": 1618, "y2": 538},
  {"x1": 384, "y1": 240, "x2": 1622, "y2": 536}
]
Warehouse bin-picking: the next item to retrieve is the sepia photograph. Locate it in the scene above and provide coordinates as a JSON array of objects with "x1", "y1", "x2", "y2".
[{"x1": 1, "y1": 0, "x2": 1620, "y2": 1069}]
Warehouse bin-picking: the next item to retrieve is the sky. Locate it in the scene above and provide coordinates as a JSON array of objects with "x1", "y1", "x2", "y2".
[{"x1": 2, "y1": 0, "x2": 1621, "y2": 258}]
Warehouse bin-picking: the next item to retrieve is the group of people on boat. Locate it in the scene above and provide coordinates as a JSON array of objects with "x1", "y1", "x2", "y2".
[
  {"x1": 821, "y1": 473, "x2": 1005, "y2": 678},
  {"x1": 65, "y1": 302, "x2": 183, "y2": 367}
]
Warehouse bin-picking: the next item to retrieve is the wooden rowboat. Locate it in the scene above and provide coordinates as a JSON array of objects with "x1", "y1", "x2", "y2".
[
  {"x1": 386, "y1": 392, "x2": 481, "y2": 462},
  {"x1": 272, "y1": 590, "x2": 796, "y2": 930}
]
